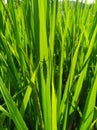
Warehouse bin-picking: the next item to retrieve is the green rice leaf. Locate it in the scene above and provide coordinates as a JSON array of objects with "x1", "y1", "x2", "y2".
[
  {"x1": 52, "y1": 75, "x2": 57, "y2": 130},
  {"x1": 0, "y1": 77, "x2": 28, "y2": 130},
  {"x1": 79, "y1": 73, "x2": 97, "y2": 130}
]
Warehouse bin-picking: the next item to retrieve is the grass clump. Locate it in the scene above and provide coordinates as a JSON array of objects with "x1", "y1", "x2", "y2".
[{"x1": 0, "y1": 0, "x2": 97, "y2": 130}]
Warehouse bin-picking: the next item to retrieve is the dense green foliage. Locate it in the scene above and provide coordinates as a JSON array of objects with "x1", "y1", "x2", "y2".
[{"x1": 0, "y1": 0, "x2": 97, "y2": 130}]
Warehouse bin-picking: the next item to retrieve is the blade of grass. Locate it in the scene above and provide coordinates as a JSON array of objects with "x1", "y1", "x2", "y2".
[
  {"x1": 70, "y1": 25, "x2": 97, "y2": 115},
  {"x1": 59, "y1": 31, "x2": 83, "y2": 120},
  {"x1": 20, "y1": 64, "x2": 39, "y2": 116},
  {"x1": 0, "y1": 105, "x2": 9, "y2": 117},
  {"x1": 79, "y1": 67, "x2": 97, "y2": 130},
  {"x1": 52, "y1": 69, "x2": 57, "y2": 130},
  {"x1": 0, "y1": 33, "x2": 21, "y2": 88},
  {"x1": 0, "y1": 77, "x2": 28, "y2": 130},
  {"x1": 38, "y1": 1, "x2": 51, "y2": 130}
]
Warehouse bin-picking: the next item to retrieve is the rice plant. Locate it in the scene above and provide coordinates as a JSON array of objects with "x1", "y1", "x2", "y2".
[{"x1": 0, "y1": 0, "x2": 97, "y2": 130}]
